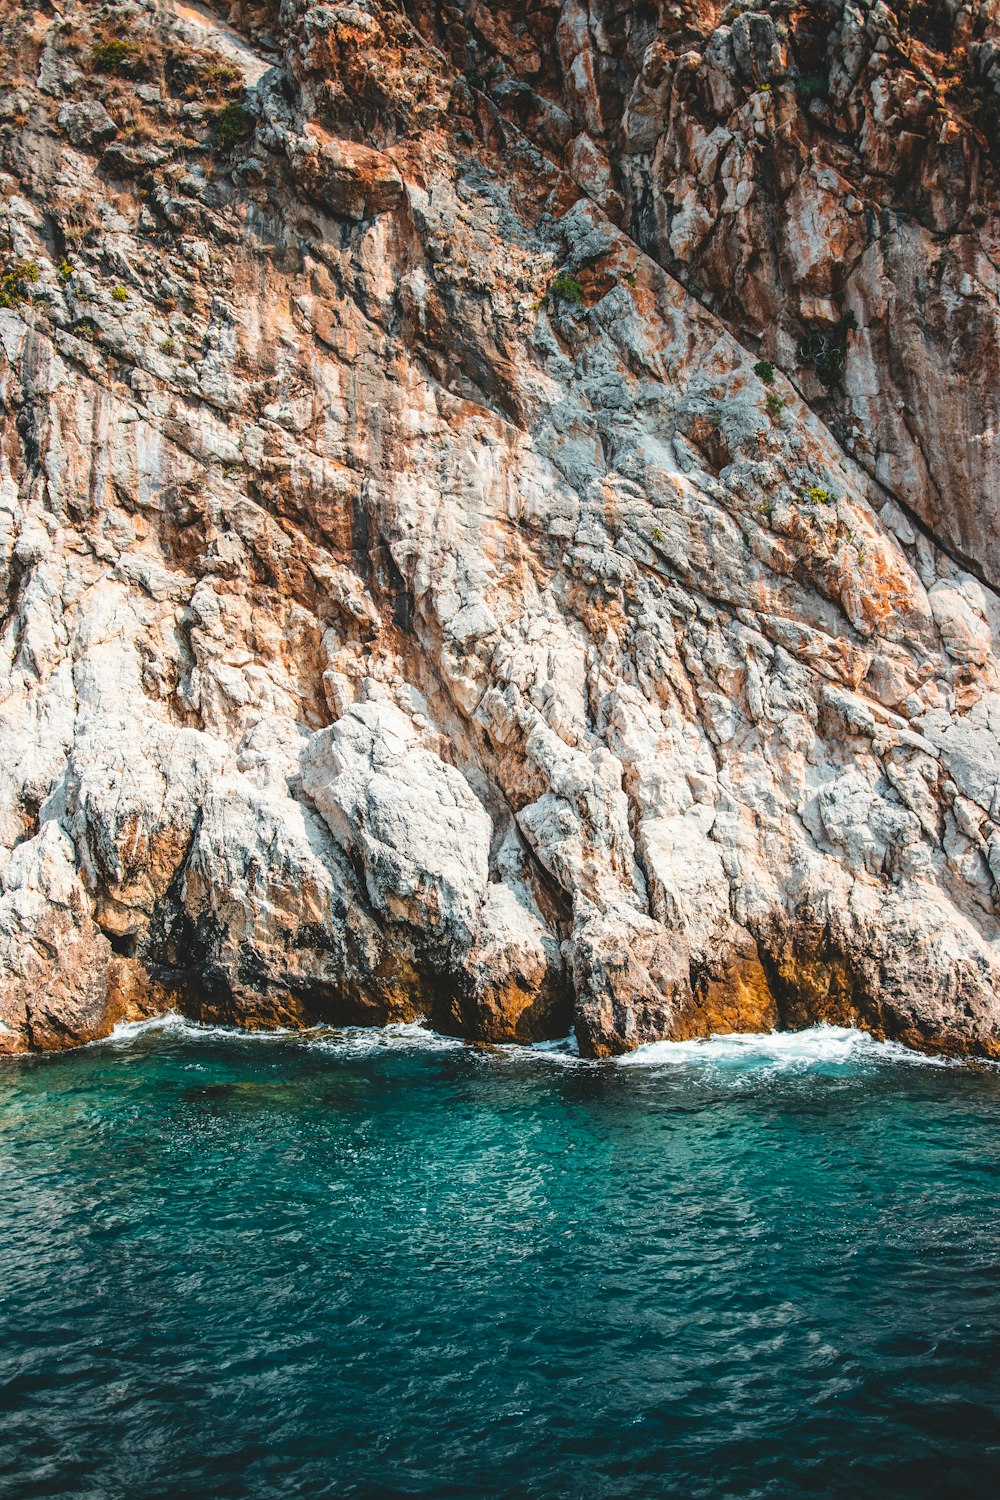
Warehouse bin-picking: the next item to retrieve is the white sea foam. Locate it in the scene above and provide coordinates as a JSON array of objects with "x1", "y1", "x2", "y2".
[
  {"x1": 308, "y1": 1021, "x2": 466, "y2": 1056},
  {"x1": 523, "y1": 1033, "x2": 583, "y2": 1066},
  {"x1": 96, "y1": 1014, "x2": 970, "y2": 1071},
  {"x1": 101, "y1": 1012, "x2": 302, "y2": 1046},
  {"x1": 615, "y1": 1024, "x2": 957, "y2": 1072},
  {"x1": 101, "y1": 1013, "x2": 468, "y2": 1055}
]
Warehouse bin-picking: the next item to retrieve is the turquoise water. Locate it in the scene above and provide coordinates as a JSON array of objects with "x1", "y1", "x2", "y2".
[{"x1": 2, "y1": 1021, "x2": 1000, "y2": 1499}]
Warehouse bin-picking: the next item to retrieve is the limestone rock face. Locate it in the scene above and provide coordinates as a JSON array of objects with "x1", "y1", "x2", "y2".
[
  {"x1": 302, "y1": 704, "x2": 492, "y2": 935},
  {"x1": 1, "y1": 0, "x2": 1000, "y2": 1057},
  {"x1": 491, "y1": 0, "x2": 1000, "y2": 581}
]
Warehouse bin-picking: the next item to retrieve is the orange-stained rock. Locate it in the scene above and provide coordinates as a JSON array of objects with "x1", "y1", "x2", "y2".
[
  {"x1": 2, "y1": 0, "x2": 1000, "y2": 1063},
  {"x1": 288, "y1": 127, "x2": 405, "y2": 221}
]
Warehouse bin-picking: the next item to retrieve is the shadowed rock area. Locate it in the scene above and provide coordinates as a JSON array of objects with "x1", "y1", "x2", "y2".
[{"x1": 2, "y1": 0, "x2": 1000, "y2": 1057}]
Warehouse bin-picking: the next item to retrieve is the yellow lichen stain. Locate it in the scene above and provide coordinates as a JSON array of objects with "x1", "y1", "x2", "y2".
[
  {"x1": 670, "y1": 948, "x2": 780, "y2": 1041},
  {"x1": 365, "y1": 951, "x2": 434, "y2": 1024},
  {"x1": 105, "y1": 955, "x2": 178, "y2": 1029}
]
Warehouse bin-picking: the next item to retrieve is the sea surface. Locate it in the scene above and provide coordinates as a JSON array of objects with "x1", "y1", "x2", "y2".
[{"x1": 2, "y1": 1019, "x2": 999, "y2": 1499}]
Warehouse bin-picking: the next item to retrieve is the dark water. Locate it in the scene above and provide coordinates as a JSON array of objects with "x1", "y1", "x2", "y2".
[{"x1": 2, "y1": 1021, "x2": 1000, "y2": 1500}]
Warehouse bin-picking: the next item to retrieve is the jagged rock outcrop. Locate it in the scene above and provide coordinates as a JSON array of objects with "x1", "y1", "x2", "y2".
[
  {"x1": 446, "y1": 0, "x2": 1000, "y2": 578},
  {"x1": 2, "y1": 0, "x2": 1000, "y2": 1057}
]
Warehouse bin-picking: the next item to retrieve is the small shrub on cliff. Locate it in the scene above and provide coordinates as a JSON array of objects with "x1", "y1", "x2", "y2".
[
  {"x1": 797, "y1": 311, "x2": 857, "y2": 387},
  {"x1": 216, "y1": 101, "x2": 253, "y2": 150},
  {"x1": 765, "y1": 392, "x2": 784, "y2": 418},
  {"x1": 803, "y1": 485, "x2": 836, "y2": 506},
  {"x1": 91, "y1": 39, "x2": 141, "y2": 76},
  {"x1": 549, "y1": 273, "x2": 585, "y2": 305},
  {"x1": 111, "y1": 285, "x2": 129, "y2": 303},
  {"x1": 197, "y1": 58, "x2": 243, "y2": 95},
  {"x1": 754, "y1": 359, "x2": 775, "y2": 385},
  {"x1": 56, "y1": 260, "x2": 73, "y2": 285},
  {"x1": 795, "y1": 74, "x2": 829, "y2": 102},
  {"x1": 0, "y1": 260, "x2": 39, "y2": 308}
]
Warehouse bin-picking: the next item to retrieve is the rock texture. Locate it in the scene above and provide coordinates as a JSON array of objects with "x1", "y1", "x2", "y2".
[
  {"x1": 530, "y1": 0, "x2": 1000, "y2": 578},
  {"x1": 2, "y1": 0, "x2": 1000, "y2": 1056}
]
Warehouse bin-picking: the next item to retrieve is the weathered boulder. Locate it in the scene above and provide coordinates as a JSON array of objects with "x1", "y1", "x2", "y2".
[
  {"x1": 287, "y1": 127, "x2": 405, "y2": 220},
  {"x1": 0, "y1": 823, "x2": 120, "y2": 1051},
  {"x1": 56, "y1": 99, "x2": 117, "y2": 148},
  {"x1": 301, "y1": 703, "x2": 492, "y2": 941}
]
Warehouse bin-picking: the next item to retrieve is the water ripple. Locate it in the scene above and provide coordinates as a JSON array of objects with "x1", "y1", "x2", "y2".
[{"x1": 1, "y1": 1022, "x2": 998, "y2": 1499}]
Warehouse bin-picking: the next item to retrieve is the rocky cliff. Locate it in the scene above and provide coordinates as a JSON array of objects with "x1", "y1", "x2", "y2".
[{"x1": 2, "y1": 0, "x2": 1000, "y2": 1057}]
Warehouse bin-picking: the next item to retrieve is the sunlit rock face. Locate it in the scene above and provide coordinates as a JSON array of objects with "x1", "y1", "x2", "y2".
[
  {"x1": 1, "y1": 0, "x2": 1000, "y2": 1058},
  {"x1": 476, "y1": 0, "x2": 1000, "y2": 581}
]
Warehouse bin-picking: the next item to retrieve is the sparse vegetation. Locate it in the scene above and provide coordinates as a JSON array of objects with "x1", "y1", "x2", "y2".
[
  {"x1": 0, "y1": 260, "x2": 39, "y2": 308},
  {"x1": 72, "y1": 317, "x2": 98, "y2": 342},
  {"x1": 804, "y1": 485, "x2": 836, "y2": 506},
  {"x1": 198, "y1": 58, "x2": 243, "y2": 95},
  {"x1": 111, "y1": 285, "x2": 129, "y2": 303},
  {"x1": 549, "y1": 273, "x2": 585, "y2": 305},
  {"x1": 160, "y1": 335, "x2": 176, "y2": 354},
  {"x1": 754, "y1": 359, "x2": 775, "y2": 385},
  {"x1": 91, "y1": 38, "x2": 141, "y2": 76},
  {"x1": 56, "y1": 260, "x2": 73, "y2": 285},
  {"x1": 795, "y1": 74, "x2": 829, "y2": 102},
  {"x1": 797, "y1": 312, "x2": 857, "y2": 387},
  {"x1": 766, "y1": 392, "x2": 784, "y2": 418},
  {"x1": 217, "y1": 101, "x2": 254, "y2": 149}
]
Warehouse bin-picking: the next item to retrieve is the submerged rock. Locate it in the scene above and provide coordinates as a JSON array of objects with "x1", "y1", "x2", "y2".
[{"x1": 1, "y1": 0, "x2": 1000, "y2": 1058}]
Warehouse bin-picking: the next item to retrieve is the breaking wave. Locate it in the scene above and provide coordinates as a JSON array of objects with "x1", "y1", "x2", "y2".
[
  {"x1": 98, "y1": 1014, "x2": 968, "y2": 1072},
  {"x1": 615, "y1": 1024, "x2": 960, "y2": 1072}
]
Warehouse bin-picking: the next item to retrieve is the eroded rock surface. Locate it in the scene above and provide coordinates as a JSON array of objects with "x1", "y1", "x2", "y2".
[
  {"x1": 1, "y1": 0, "x2": 1000, "y2": 1057},
  {"x1": 453, "y1": 0, "x2": 1000, "y2": 578}
]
